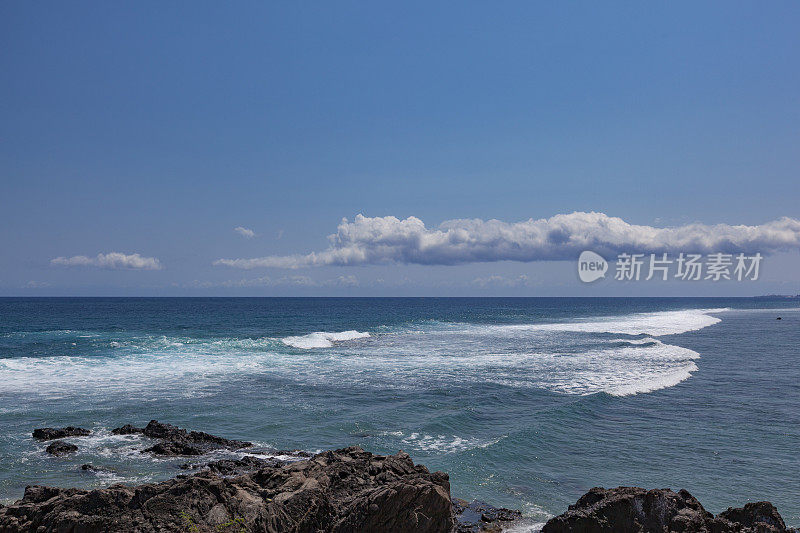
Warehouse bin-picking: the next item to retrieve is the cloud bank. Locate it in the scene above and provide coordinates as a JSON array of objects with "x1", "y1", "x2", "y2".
[
  {"x1": 51, "y1": 252, "x2": 163, "y2": 270},
  {"x1": 234, "y1": 226, "x2": 256, "y2": 238},
  {"x1": 214, "y1": 212, "x2": 800, "y2": 269}
]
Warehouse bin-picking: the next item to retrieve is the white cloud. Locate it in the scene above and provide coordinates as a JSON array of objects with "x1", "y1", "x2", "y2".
[
  {"x1": 472, "y1": 274, "x2": 532, "y2": 288},
  {"x1": 214, "y1": 212, "x2": 800, "y2": 269},
  {"x1": 23, "y1": 280, "x2": 50, "y2": 289},
  {"x1": 51, "y1": 252, "x2": 163, "y2": 270},
  {"x1": 182, "y1": 274, "x2": 359, "y2": 289},
  {"x1": 234, "y1": 226, "x2": 256, "y2": 238}
]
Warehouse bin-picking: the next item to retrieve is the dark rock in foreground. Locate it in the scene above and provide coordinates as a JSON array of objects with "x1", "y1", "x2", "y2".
[
  {"x1": 542, "y1": 486, "x2": 795, "y2": 533},
  {"x1": 0, "y1": 446, "x2": 454, "y2": 533},
  {"x1": 32, "y1": 427, "x2": 90, "y2": 441},
  {"x1": 44, "y1": 441, "x2": 78, "y2": 457},
  {"x1": 8, "y1": 422, "x2": 796, "y2": 533}
]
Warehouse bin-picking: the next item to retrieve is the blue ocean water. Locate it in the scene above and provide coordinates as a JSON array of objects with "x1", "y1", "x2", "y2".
[{"x1": 0, "y1": 297, "x2": 798, "y2": 528}]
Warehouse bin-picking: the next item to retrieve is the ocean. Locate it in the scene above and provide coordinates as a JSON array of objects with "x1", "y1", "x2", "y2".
[{"x1": 0, "y1": 297, "x2": 798, "y2": 528}]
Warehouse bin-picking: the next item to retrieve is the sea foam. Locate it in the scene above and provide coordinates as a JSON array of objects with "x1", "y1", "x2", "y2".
[
  {"x1": 0, "y1": 309, "x2": 722, "y2": 401},
  {"x1": 281, "y1": 330, "x2": 370, "y2": 349}
]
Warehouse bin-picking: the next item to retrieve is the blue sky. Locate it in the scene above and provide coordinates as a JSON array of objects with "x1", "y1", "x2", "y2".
[{"x1": 2, "y1": 1, "x2": 799, "y2": 296}]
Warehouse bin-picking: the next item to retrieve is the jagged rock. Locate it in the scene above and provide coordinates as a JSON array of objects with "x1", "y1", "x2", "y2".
[
  {"x1": 453, "y1": 498, "x2": 523, "y2": 532},
  {"x1": 32, "y1": 427, "x2": 90, "y2": 440},
  {"x1": 0, "y1": 446, "x2": 454, "y2": 533},
  {"x1": 142, "y1": 420, "x2": 251, "y2": 449},
  {"x1": 45, "y1": 441, "x2": 78, "y2": 457},
  {"x1": 115, "y1": 420, "x2": 253, "y2": 457},
  {"x1": 541, "y1": 486, "x2": 794, "y2": 533}
]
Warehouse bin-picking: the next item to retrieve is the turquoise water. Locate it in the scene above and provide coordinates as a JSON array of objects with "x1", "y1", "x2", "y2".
[{"x1": 0, "y1": 298, "x2": 798, "y2": 527}]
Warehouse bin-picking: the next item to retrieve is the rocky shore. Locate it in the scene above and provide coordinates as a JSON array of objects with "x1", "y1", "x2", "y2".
[{"x1": 0, "y1": 422, "x2": 795, "y2": 532}]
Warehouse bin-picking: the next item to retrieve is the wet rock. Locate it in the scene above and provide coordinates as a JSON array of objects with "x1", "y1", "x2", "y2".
[
  {"x1": 142, "y1": 440, "x2": 205, "y2": 456},
  {"x1": 116, "y1": 420, "x2": 254, "y2": 457},
  {"x1": 32, "y1": 427, "x2": 90, "y2": 441},
  {"x1": 45, "y1": 441, "x2": 78, "y2": 457},
  {"x1": 79, "y1": 464, "x2": 115, "y2": 476},
  {"x1": 453, "y1": 498, "x2": 523, "y2": 532},
  {"x1": 0, "y1": 446, "x2": 454, "y2": 533},
  {"x1": 541, "y1": 486, "x2": 795, "y2": 533},
  {"x1": 142, "y1": 420, "x2": 251, "y2": 449},
  {"x1": 110, "y1": 424, "x2": 143, "y2": 435},
  {"x1": 181, "y1": 455, "x2": 284, "y2": 476}
]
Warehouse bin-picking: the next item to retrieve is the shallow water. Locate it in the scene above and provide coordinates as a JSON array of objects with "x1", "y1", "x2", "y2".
[{"x1": 1, "y1": 297, "x2": 798, "y2": 526}]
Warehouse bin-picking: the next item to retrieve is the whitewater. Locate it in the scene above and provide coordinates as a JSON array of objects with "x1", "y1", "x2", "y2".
[{"x1": 1, "y1": 298, "x2": 797, "y2": 526}]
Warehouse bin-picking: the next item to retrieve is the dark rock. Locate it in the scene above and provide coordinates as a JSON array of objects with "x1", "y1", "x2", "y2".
[
  {"x1": 0, "y1": 446, "x2": 454, "y2": 533},
  {"x1": 32, "y1": 427, "x2": 90, "y2": 441},
  {"x1": 181, "y1": 455, "x2": 285, "y2": 476},
  {"x1": 142, "y1": 440, "x2": 205, "y2": 456},
  {"x1": 719, "y1": 501, "x2": 788, "y2": 531},
  {"x1": 542, "y1": 486, "x2": 794, "y2": 533},
  {"x1": 45, "y1": 441, "x2": 78, "y2": 457},
  {"x1": 117, "y1": 420, "x2": 254, "y2": 457},
  {"x1": 110, "y1": 424, "x2": 143, "y2": 435},
  {"x1": 143, "y1": 420, "x2": 251, "y2": 449},
  {"x1": 135, "y1": 420, "x2": 252, "y2": 456},
  {"x1": 79, "y1": 464, "x2": 115, "y2": 476},
  {"x1": 453, "y1": 498, "x2": 523, "y2": 532}
]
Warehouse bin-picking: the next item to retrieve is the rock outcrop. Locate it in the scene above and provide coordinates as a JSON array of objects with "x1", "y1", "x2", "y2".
[
  {"x1": 542, "y1": 486, "x2": 796, "y2": 533},
  {"x1": 111, "y1": 420, "x2": 253, "y2": 456},
  {"x1": 0, "y1": 446, "x2": 455, "y2": 533},
  {"x1": 8, "y1": 422, "x2": 796, "y2": 533},
  {"x1": 32, "y1": 427, "x2": 90, "y2": 440}
]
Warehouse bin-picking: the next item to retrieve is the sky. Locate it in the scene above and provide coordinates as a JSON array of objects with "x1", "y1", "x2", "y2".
[{"x1": 1, "y1": 1, "x2": 799, "y2": 296}]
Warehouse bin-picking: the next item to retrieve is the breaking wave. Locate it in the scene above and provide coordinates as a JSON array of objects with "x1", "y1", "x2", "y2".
[{"x1": 281, "y1": 330, "x2": 371, "y2": 349}]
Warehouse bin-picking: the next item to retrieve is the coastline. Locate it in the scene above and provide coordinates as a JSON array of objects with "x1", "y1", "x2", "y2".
[{"x1": 0, "y1": 422, "x2": 795, "y2": 532}]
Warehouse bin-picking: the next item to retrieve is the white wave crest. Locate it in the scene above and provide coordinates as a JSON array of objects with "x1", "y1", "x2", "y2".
[
  {"x1": 493, "y1": 308, "x2": 728, "y2": 337},
  {"x1": 281, "y1": 330, "x2": 370, "y2": 349}
]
